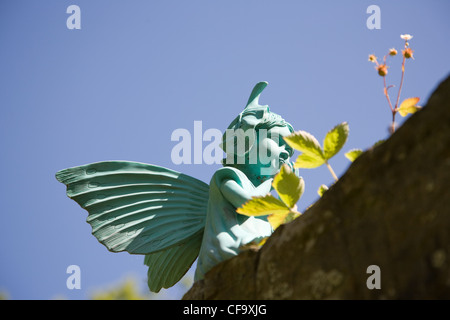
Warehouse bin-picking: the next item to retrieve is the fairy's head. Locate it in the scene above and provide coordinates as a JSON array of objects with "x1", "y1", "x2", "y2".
[{"x1": 221, "y1": 82, "x2": 295, "y2": 184}]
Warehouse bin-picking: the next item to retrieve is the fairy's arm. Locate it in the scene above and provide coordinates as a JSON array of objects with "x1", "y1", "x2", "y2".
[
  {"x1": 219, "y1": 161, "x2": 298, "y2": 209},
  {"x1": 220, "y1": 178, "x2": 273, "y2": 209}
]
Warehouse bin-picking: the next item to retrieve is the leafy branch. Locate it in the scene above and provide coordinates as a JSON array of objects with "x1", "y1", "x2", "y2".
[{"x1": 284, "y1": 122, "x2": 349, "y2": 183}]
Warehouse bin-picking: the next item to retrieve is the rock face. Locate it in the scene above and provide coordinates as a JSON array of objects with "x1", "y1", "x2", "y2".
[{"x1": 183, "y1": 75, "x2": 450, "y2": 300}]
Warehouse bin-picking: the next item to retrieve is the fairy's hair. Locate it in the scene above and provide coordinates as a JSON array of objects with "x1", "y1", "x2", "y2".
[{"x1": 221, "y1": 82, "x2": 294, "y2": 166}]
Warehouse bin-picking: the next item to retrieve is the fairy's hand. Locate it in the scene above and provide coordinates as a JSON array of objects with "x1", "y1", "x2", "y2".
[{"x1": 221, "y1": 177, "x2": 273, "y2": 209}]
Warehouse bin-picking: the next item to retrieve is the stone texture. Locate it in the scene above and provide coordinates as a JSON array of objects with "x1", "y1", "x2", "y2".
[{"x1": 183, "y1": 75, "x2": 450, "y2": 300}]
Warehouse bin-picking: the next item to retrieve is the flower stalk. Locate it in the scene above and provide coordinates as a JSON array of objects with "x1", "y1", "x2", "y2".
[{"x1": 368, "y1": 34, "x2": 417, "y2": 134}]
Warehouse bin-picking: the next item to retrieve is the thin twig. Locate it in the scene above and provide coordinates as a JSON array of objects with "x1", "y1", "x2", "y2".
[
  {"x1": 390, "y1": 48, "x2": 407, "y2": 134},
  {"x1": 325, "y1": 162, "x2": 338, "y2": 182},
  {"x1": 383, "y1": 76, "x2": 394, "y2": 113},
  {"x1": 395, "y1": 54, "x2": 407, "y2": 112}
]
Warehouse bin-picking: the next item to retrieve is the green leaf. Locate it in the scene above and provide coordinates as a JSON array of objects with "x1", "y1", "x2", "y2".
[
  {"x1": 294, "y1": 153, "x2": 326, "y2": 168},
  {"x1": 398, "y1": 97, "x2": 421, "y2": 117},
  {"x1": 372, "y1": 140, "x2": 385, "y2": 148},
  {"x1": 317, "y1": 184, "x2": 329, "y2": 197},
  {"x1": 283, "y1": 211, "x2": 301, "y2": 224},
  {"x1": 323, "y1": 122, "x2": 349, "y2": 160},
  {"x1": 344, "y1": 149, "x2": 363, "y2": 162},
  {"x1": 272, "y1": 164, "x2": 305, "y2": 208},
  {"x1": 284, "y1": 130, "x2": 324, "y2": 161},
  {"x1": 236, "y1": 194, "x2": 290, "y2": 217}
]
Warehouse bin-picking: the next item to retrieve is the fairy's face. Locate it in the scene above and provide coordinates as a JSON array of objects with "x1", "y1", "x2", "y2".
[{"x1": 245, "y1": 125, "x2": 293, "y2": 183}]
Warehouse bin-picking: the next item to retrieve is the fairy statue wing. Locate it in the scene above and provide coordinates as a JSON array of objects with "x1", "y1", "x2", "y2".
[
  {"x1": 144, "y1": 233, "x2": 203, "y2": 292},
  {"x1": 55, "y1": 160, "x2": 209, "y2": 292}
]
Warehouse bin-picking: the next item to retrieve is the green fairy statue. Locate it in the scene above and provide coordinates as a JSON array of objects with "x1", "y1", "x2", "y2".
[{"x1": 56, "y1": 82, "x2": 295, "y2": 292}]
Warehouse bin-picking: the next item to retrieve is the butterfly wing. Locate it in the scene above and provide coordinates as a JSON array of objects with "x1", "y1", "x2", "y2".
[{"x1": 56, "y1": 160, "x2": 209, "y2": 292}]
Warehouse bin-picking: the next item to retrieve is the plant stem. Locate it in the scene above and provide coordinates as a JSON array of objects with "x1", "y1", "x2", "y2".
[
  {"x1": 391, "y1": 53, "x2": 407, "y2": 134},
  {"x1": 382, "y1": 73, "x2": 397, "y2": 133},
  {"x1": 390, "y1": 112, "x2": 396, "y2": 134},
  {"x1": 325, "y1": 161, "x2": 338, "y2": 182},
  {"x1": 383, "y1": 76, "x2": 394, "y2": 113},
  {"x1": 395, "y1": 55, "x2": 407, "y2": 113}
]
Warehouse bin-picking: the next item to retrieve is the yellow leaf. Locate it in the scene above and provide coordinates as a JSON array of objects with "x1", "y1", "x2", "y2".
[
  {"x1": 294, "y1": 153, "x2": 325, "y2": 168},
  {"x1": 323, "y1": 122, "x2": 349, "y2": 160},
  {"x1": 344, "y1": 149, "x2": 363, "y2": 162},
  {"x1": 236, "y1": 194, "x2": 290, "y2": 217},
  {"x1": 317, "y1": 184, "x2": 329, "y2": 197},
  {"x1": 398, "y1": 97, "x2": 420, "y2": 117},
  {"x1": 272, "y1": 164, "x2": 304, "y2": 208},
  {"x1": 284, "y1": 130, "x2": 324, "y2": 160},
  {"x1": 267, "y1": 211, "x2": 291, "y2": 230}
]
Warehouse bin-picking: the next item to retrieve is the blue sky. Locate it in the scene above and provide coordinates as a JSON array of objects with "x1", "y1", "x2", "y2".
[{"x1": 1, "y1": 1, "x2": 449, "y2": 299}]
